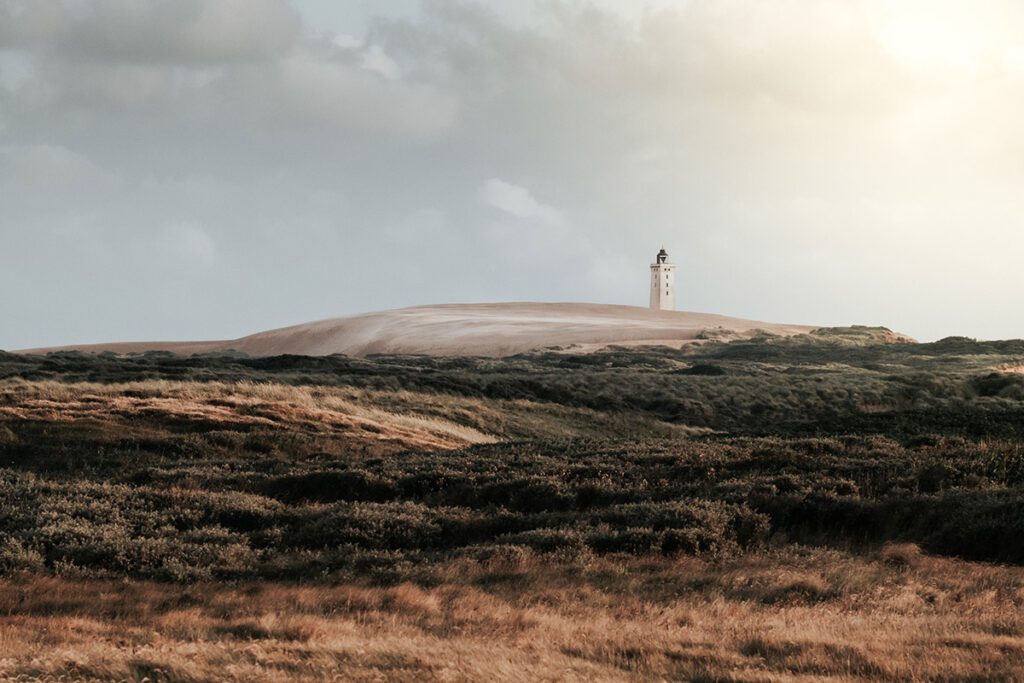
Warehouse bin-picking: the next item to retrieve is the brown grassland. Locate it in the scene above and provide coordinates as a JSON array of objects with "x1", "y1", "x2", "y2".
[{"x1": 3, "y1": 547, "x2": 1024, "y2": 682}]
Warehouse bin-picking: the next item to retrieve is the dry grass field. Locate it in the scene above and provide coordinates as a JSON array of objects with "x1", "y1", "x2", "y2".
[{"x1": 2, "y1": 547, "x2": 1023, "y2": 682}]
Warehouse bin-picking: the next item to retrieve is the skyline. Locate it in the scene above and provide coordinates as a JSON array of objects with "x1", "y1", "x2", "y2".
[{"x1": 3, "y1": 0, "x2": 1024, "y2": 348}]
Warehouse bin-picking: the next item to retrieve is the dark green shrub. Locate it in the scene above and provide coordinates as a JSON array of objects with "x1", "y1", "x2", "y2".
[
  {"x1": 972, "y1": 373, "x2": 1024, "y2": 399},
  {"x1": 498, "y1": 529, "x2": 585, "y2": 553},
  {"x1": 0, "y1": 536, "x2": 44, "y2": 572},
  {"x1": 681, "y1": 364, "x2": 727, "y2": 376},
  {"x1": 263, "y1": 470, "x2": 398, "y2": 503},
  {"x1": 475, "y1": 478, "x2": 574, "y2": 513},
  {"x1": 587, "y1": 527, "x2": 661, "y2": 554},
  {"x1": 289, "y1": 502, "x2": 471, "y2": 551}
]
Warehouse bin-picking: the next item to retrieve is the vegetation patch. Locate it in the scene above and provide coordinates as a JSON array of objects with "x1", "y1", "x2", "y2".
[{"x1": 2, "y1": 334, "x2": 1024, "y2": 678}]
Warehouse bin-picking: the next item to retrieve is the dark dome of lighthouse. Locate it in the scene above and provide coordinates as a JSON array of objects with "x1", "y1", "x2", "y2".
[{"x1": 656, "y1": 248, "x2": 669, "y2": 264}]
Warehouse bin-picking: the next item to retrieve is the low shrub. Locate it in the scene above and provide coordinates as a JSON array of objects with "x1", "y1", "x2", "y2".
[
  {"x1": 877, "y1": 543, "x2": 923, "y2": 568},
  {"x1": 263, "y1": 470, "x2": 398, "y2": 503},
  {"x1": 498, "y1": 529, "x2": 586, "y2": 553}
]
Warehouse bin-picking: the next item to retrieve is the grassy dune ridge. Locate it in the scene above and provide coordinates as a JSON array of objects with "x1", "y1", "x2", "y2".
[{"x1": 4, "y1": 327, "x2": 1024, "y2": 436}]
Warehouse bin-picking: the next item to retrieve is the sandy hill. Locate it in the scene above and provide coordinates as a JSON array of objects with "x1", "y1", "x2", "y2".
[{"x1": 18, "y1": 302, "x2": 818, "y2": 358}]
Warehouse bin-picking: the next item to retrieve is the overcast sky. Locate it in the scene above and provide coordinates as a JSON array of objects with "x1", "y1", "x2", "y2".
[{"x1": 2, "y1": 0, "x2": 1023, "y2": 348}]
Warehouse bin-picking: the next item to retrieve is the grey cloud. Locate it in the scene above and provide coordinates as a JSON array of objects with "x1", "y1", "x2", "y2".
[
  {"x1": 478, "y1": 178, "x2": 563, "y2": 225},
  {"x1": 1, "y1": 143, "x2": 118, "y2": 188},
  {"x1": 0, "y1": 1, "x2": 64, "y2": 48},
  {"x1": 1, "y1": 0, "x2": 1023, "y2": 349},
  {"x1": 2, "y1": 0, "x2": 303, "y2": 63}
]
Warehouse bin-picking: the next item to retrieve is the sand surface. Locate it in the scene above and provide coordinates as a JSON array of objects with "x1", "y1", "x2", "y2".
[{"x1": 16, "y1": 302, "x2": 817, "y2": 358}]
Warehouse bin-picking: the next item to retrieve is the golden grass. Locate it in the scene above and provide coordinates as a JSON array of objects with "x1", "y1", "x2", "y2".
[
  {"x1": 0, "y1": 380, "x2": 497, "y2": 452},
  {"x1": 0, "y1": 379, "x2": 689, "y2": 453},
  {"x1": 1, "y1": 547, "x2": 1023, "y2": 682}
]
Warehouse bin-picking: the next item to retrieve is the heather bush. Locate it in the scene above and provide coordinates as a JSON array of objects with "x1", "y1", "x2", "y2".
[
  {"x1": 263, "y1": 470, "x2": 399, "y2": 503},
  {"x1": 0, "y1": 535, "x2": 44, "y2": 572},
  {"x1": 498, "y1": 529, "x2": 586, "y2": 553}
]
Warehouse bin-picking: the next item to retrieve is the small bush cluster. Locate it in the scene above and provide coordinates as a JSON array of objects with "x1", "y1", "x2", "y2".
[
  {"x1": 0, "y1": 462, "x2": 773, "y2": 580},
  {"x1": 0, "y1": 431, "x2": 1022, "y2": 579}
]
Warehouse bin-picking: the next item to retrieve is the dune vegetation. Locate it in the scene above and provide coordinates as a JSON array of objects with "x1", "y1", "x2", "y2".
[{"x1": 1, "y1": 328, "x2": 1024, "y2": 680}]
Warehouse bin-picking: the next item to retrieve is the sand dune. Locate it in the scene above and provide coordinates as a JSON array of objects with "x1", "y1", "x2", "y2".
[{"x1": 17, "y1": 302, "x2": 818, "y2": 358}]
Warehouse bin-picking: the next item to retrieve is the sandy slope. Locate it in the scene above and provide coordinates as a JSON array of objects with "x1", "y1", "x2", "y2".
[{"x1": 16, "y1": 302, "x2": 817, "y2": 358}]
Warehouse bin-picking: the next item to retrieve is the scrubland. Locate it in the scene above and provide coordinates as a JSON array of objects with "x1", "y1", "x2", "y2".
[{"x1": 1, "y1": 327, "x2": 1024, "y2": 680}]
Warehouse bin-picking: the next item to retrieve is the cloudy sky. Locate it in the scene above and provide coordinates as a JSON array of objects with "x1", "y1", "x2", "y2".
[{"x1": 2, "y1": 0, "x2": 1023, "y2": 348}]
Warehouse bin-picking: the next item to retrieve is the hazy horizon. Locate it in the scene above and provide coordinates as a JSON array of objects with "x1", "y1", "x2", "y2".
[{"x1": 3, "y1": 0, "x2": 1023, "y2": 349}]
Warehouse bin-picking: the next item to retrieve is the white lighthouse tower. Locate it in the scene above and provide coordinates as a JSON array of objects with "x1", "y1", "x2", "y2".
[{"x1": 649, "y1": 247, "x2": 676, "y2": 311}]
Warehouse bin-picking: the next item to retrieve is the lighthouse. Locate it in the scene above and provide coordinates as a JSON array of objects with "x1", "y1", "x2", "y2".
[{"x1": 650, "y1": 247, "x2": 675, "y2": 311}]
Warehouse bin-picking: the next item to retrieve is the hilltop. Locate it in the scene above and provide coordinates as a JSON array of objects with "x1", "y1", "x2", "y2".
[{"x1": 16, "y1": 302, "x2": 820, "y2": 357}]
